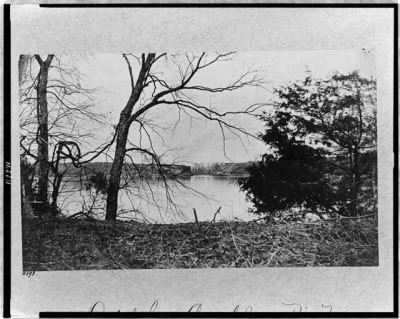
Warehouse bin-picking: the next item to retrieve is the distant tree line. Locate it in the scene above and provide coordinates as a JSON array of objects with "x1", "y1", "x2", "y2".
[{"x1": 191, "y1": 162, "x2": 252, "y2": 176}]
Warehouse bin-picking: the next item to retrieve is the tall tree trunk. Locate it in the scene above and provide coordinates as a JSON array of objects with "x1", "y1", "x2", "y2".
[
  {"x1": 19, "y1": 55, "x2": 30, "y2": 216},
  {"x1": 105, "y1": 122, "x2": 129, "y2": 220},
  {"x1": 50, "y1": 143, "x2": 64, "y2": 212},
  {"x1": 105, "y1": 53, "x2": 156, "y2": 221},
  {"x1": 35, "y1": 55, "x2": 54, "y2": 204},
  {"x1": 371, "y1": 151, "x2": 377, "y2": 213},
  {"x1": 350, "y1": 147, "x2": 361, "y2": 216}
]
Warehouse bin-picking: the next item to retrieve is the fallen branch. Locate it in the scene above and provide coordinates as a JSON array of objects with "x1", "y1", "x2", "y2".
[
  {"x1": 230, "y1": 228, "x2": 253, "y2": 267},
  {"x1": 266, "y1": 247, "x2": 280, "y2": 266},
  {"x1": 67, "y1": 211, "x2": 96, "y2": 221},
  {"x1": 316, "y1": 213, "x2": 377, "y2": 223}
]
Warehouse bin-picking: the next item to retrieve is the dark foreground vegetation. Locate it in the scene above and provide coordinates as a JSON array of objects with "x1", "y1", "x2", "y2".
[{"x1": 23, "y1": 216, "x2": 378, "y2": 271}]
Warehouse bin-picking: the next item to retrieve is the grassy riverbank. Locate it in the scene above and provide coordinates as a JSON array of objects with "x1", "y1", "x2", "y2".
[{"x1": 22, "y1": 217, "x2": 378, "y2": 271}]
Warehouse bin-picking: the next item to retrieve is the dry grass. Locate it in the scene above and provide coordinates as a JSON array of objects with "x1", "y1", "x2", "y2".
[{"x1": 22, "y1": 217, "x2": 378, "y2": 271}]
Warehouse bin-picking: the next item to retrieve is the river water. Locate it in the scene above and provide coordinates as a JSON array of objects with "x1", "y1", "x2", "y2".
[{"x1": 57, "y1": 175, "x2": 255, "y2": 223}]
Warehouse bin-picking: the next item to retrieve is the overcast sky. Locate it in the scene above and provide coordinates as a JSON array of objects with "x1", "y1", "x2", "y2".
[{"x1": 70, "y1": 49, "x2": 375, "y2": 165}]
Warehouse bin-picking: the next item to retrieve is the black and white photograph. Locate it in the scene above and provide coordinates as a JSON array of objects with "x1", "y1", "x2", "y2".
[
  {"x1": 7, "y1": 3, "x2": 396, "y2": 316},
  {"x1": 20, "y1": 50, "x2": 379, "y2": 271}
]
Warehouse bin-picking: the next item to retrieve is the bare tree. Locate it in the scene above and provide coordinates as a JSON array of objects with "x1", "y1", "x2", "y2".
[
  {"x1": 105, "y1": 53, "x2": 264, "y2": 220},
  {"x1": 19, "y1": 55, "x2": 34, "y2": 218},
  {"x1": 34, "y1": 55, "x2": 54, "y2": 204},
  {"x1": 19, "y1": 55, "x2": 102, "y2": 213}
]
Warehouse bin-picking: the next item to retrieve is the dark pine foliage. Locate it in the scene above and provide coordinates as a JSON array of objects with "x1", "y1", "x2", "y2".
[
  {"x1": 239, "y1": 111, "x2": 337, "y2": 218},
  {"x1": 239, "y1": 71, "x2": 377, "y2": 219}
]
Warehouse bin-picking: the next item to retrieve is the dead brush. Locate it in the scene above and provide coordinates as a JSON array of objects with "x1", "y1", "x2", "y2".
[{"x1": 22, "y1": 216, "x2": 378, "y2": 271}]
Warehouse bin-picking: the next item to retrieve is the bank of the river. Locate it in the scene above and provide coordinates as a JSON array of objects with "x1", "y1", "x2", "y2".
[{"x1": 22, "y1": 216, "x2": 378, "y2": 271}]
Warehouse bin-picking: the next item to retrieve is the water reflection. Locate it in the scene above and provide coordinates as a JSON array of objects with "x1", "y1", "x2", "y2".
[{"x1": 58, "y1": 175, "x2": 254, "y2": 224}]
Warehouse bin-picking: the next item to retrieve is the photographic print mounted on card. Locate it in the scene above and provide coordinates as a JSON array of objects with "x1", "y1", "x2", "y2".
[{"x1": 8, "y1": 3, "x2": 396, "y2": 316}]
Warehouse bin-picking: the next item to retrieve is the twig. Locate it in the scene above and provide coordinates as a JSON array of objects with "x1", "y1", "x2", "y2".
[
  {"x1": 317, "y1": 213, "x2": 377, "y2": 223},
  {"x1": 266, "y1": 247, "x2": 280, "y2": 266},
  {"x1": 340, "y1": 213, "x2": 377, "y2": 220},
  {"x1": 212, "y1": 206, "x2": 222, "y2": 223},
  {"x1": 193, "y1": 208, "x2": 199, "y2": 228},
  {"x1": 67, "y1": 211, "x2": 96, "y2": 221},
  {"x1": 230, "y1": 229, "x2": 253, "y2": 267}
]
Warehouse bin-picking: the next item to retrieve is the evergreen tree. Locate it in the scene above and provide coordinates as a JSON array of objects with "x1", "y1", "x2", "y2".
[{"x1": 239, "y1": 71, "x2": 377, "y2": 218}]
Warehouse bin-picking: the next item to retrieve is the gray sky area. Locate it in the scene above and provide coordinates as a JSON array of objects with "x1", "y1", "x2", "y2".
[{"x1": 59, "y1": 49, "x2": 375, "y2": 165}]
